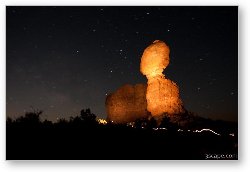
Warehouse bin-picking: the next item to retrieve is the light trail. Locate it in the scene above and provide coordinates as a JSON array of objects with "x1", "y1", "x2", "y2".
[{"x1": 192, "y1": 128, "x2": 221, "y2": 136}]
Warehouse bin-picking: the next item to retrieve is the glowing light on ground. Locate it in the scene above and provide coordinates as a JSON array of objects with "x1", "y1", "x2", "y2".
[{"x1": 97, "y1": 118, "x2": 107, "y2": 125}]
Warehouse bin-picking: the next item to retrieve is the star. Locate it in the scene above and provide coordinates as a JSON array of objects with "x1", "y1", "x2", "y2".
[
  {"x1": 146, "y1": 12, "x2": 150, "y2": 15},
  {"x1": 110, "y1": 70, "x2": 113, "y2": 73}
]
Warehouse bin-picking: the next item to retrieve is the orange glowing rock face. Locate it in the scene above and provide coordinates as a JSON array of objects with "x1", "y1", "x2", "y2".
[
  {"x1": 105, "y1": 84, "x2": 148, "y2": 124},
  {"x1": 140, "y1": 40, "x2": 170, "y2": 79},
  {"x1": 106, "y1": 40, "x2": 184, "y2": 123},
  {"x1": 140, "y1": 40, "x2": 184, "y2": 117}
]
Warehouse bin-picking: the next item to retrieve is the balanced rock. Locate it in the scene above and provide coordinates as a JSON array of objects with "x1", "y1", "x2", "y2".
[{"x1": 140, "y1": 40, "x2": 184, "y2": 117}]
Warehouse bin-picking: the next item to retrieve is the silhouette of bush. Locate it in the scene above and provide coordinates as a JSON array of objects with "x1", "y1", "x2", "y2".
[
  {"x1": 80, "y1": 108, "x2": 96, "y2": 120},
  {"x1": 55, "y1": 118, "x2": 68, "y2": 128},
  {"x1": 80, "y1": 108, "x2": 97, "y2": 126},
  {"x1": 14, "y1": 110, "x2": 43, "y2": 126},
  {"x1": 69, "y1": 115, "x2": 82, "y2": 126}
]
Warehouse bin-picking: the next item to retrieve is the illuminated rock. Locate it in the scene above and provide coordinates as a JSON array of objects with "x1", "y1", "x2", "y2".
[
  {"x1": 105, "y1": 40, "x2": 184, "y2": 123},
  {"x1": 140, "y1": 40, "x2": 170, "y2": 80},
  {"x1": 105, "y1": 84, "x2": 148, "y2": 124},
  {"x1": 140, "y1": 40, "x2": 184, "y2": 117}
]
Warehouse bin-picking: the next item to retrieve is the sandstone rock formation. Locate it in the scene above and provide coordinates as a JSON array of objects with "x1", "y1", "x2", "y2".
[
  {"x1": 105, "y1": 40, "x2": 184, "y2": 124},
  {"x1": 105, "y1": 84, "x2": 148, "y2": 124},
  {"x1": 140, "y1": 40, "x2": 184, "y2": 117},
  {"x1": 140, "y1": 40, "x2": 170, "y2": 80}
]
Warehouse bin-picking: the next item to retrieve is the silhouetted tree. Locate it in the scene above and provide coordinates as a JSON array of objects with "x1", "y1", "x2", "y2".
[
  {"x1": 69, "y1": 115, "x2": 82, "y2": 127},
  {"x1": 15, "y1": 110, "x2": 43, "y2": 126},
  {"x1": 57, "y1": 118, "x2": 68, "y2": 124},
  {"x1": 80, "y1": 108, "x2": 97, "y2": 125}
]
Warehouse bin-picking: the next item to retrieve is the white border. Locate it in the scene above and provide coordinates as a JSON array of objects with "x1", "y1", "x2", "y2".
[{"x1": 1, "y1": 0, "x2": 249, "y2": 172}]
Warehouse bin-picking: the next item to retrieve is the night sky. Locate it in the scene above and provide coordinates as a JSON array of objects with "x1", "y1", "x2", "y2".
[{"x1": 6, "y1": 6, "x2": 238, "y2": 122}]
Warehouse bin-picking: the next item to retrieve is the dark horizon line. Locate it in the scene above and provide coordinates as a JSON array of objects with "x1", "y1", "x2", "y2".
[{"x1": 6, "y1": 109, "x2": 238, "y2": 123}]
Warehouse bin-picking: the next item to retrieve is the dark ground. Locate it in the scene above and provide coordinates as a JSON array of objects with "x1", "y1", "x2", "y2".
[{"x1": 6, "y1": 121, "x2": 238, "y2": 160}]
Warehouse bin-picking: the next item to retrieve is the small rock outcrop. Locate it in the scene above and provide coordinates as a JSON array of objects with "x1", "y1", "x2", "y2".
[{"x1": 105, "y1": 84, "x2": 148, "y2": 124}]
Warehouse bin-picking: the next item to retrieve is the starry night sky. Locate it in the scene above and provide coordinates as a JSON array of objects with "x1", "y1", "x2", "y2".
[{"x1": 6, "y1": 6, "x2": 238, "y2": 122}]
